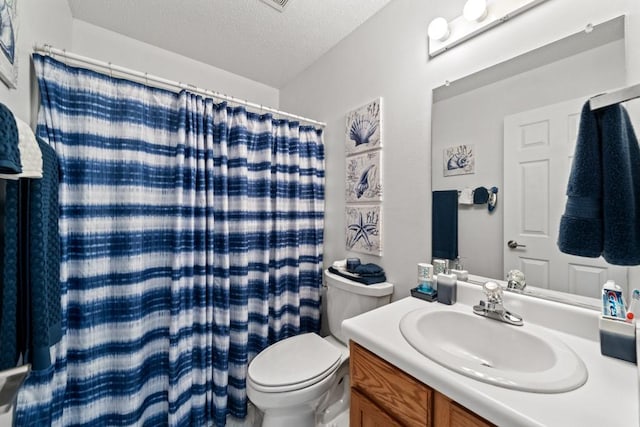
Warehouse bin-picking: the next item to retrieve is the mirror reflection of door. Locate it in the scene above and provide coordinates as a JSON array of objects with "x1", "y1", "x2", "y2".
[{"x1": 503, "y1": 98, "x2": 628, "y2": 299}]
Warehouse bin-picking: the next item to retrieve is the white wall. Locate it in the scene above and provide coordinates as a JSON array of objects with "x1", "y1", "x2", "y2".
[
  {"x1": 280, "y1": 0, "x2": 640, "y2": 300},
  {"x1": 0, "y1": 0, "x2": 74, "y2": 124},
  {"x1": 0, "y1": 6, "x2": 279, "y2": 125},
  {"x1": 431, "y1": 40, "x2": 626, "y2": 280},
  {"x1": 71, "y1": 20, "x2": 279, "y2": 108}
]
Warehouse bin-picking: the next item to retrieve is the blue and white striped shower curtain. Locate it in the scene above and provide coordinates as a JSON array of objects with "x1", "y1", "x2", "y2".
[{"x1": 17, "y1": 54, "x2": 324, "y2": 426}]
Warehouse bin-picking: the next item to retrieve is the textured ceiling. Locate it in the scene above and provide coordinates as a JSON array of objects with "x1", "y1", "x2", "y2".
[{"x1": 67, "y1": 0, "x2": 394, "y2": 88}]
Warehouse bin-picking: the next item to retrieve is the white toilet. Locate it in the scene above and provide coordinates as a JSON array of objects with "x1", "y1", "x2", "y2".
[{"x1": 247, "y1": 268, "x2": 393, "y2": 427}]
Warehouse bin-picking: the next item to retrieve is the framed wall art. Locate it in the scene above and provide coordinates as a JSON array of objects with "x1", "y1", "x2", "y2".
[
  {"x1": 0, "y1": 0, "x2": 18, "y2": 89},
  {"x1": 345, "y1": 150, "x2": 382, "y2": 203},
  {"x1": 443, "y1": 144, "x2": 474, "y2": 176},
  {"x1": 345, "y1": 98, "x2": 382, "y2": 155},
  {"x1": 345, "y1": 205, "x2": 382, "y2": 256}
]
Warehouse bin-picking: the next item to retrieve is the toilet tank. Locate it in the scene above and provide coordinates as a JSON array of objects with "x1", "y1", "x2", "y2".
[{"x1": 324, "y1": 269, "x2": 394, "y2": 344}]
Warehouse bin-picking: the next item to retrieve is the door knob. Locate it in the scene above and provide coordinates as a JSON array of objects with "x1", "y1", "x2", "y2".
[{"x1": 507, "y1": 240, "x2": 526, "y2": 249}]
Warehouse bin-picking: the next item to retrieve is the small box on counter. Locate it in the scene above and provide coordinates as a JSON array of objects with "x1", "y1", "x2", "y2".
[
  {"x1": 410, "y1": 287, "x2": 438, "y2": 302},
  {"x1": 599, "y1": 317, "x2": 636, "y2": 364}
]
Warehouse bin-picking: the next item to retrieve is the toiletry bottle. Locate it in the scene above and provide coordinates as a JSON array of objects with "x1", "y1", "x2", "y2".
[
  {"x1": 602, "y1": 280, "x2": 626, "y2": 320},
  {"x1": 626, "y1": 289, "x2": 640, "y2": 322},
  {"x1": 417, "y1": 263, "x2": 436, "y2": 295},
  {"x1": 437, "y1": 273, "x2": 457, "y2": 305}
]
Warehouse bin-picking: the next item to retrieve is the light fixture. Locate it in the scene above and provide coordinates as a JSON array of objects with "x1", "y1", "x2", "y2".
[
  {"x1": 427, "y1": 0, "x2": 550, "y2": 58},
  {"x1": 463, "y1": 0, "x2": 488, "y2": 22},
  {"x1": 428, "y1": 17, "x2": 450, "y2": 42}
]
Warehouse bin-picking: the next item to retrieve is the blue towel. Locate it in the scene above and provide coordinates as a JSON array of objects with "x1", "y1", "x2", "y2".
[
  {"x1": 353, "y1": 263, "x2": 384, "y2": 276},
  {"x1": 558, "y1": 102, "x2": 640, "y2": 265},
  {"x1": 0, "y1": 138, "x2": 61, "y2": 371},
  {"x1": 432, "y1": 190, "x2": 458, "y2": 260},
  {"x1": 0, "y1": 179, "x2": 21, "y2": 370},
  {"x1": 328, "y1": 266, "x2": 387, "y2": 285},
  {"x1": 0, "y1": 103, "x2": 21, "y2": 174}
]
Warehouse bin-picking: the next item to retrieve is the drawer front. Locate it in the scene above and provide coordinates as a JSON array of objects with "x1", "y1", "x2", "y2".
[{"x1": 350, "y1": 341, "x2": 432, "y2": 427}]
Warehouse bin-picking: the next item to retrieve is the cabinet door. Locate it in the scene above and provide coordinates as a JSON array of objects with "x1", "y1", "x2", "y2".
[
  {"x1": 434, "y1": 392, "x2": 494, "y2": 427},
  {"x1": 351, "y1": 388, "x2": 403, "y2": 427},
  {"x1": 350, "y1": 342, "x2": 432, "y2": 426}
]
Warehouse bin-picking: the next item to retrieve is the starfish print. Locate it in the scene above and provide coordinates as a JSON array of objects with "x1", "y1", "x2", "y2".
[{"x1": 347, "y1": 213, "x2": 378, "y2": 249}]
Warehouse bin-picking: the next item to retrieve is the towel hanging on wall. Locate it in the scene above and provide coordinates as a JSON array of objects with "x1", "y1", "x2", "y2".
[
  {"x1": 432, "y1": 190, "x2": 459, "y2": 260},
  {"x1": 0, "y1": 103, "x2": 21, "y2": 174},
  {"x1": 0, "y1": 117, "x2": 43, "y2": 180}
]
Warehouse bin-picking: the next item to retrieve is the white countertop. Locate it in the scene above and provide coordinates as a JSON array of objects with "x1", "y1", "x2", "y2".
[{"x1": 342, "y1": 283, "x2": 638, "y2": 427}]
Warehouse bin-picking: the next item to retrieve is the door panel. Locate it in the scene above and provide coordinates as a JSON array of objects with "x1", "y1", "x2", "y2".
[{"x1": 504, "y1": 98, "x2": 628, "y2": 298}]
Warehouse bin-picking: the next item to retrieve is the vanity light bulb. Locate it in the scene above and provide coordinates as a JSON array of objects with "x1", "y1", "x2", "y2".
[
  {"x1": 463, "y1": 0, "x2": 488, "y2": 22},
  {"x1": 428, "y1": 17, "x2": 450, "y2": 42}
]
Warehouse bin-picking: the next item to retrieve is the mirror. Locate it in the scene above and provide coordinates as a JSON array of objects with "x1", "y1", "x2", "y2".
[{"x1": 431, "y1": 16, "x2": 639, "y2": 306}]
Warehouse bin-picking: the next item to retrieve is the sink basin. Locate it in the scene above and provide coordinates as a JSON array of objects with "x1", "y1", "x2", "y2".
[{"x1": 399, "y1": 309, "x2": 588, "y2": 393}]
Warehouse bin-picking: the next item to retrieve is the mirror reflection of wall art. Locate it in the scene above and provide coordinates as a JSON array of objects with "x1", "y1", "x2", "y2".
[
  {"x1": 345, "y1": 205, "x2": 382, "y2": 256},
  {"x1": 0, "y1": 0, "x2": 17, "y2": 89},
  {"x1": 345, "y1": 98, "x2": 382, "y2": 155},
  {"x1": 346, "y1": 150, "x2": 382, "y2": 203},
  {"x1": 443, "y1": 144, "x2": 475, "y2": 176}
]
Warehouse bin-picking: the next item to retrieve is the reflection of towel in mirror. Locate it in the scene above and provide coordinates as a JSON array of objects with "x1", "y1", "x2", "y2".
[
  {"x1": 432, "y1": 190, "x2": 458, "y2": 260},
  {"x1": 558, "y1": 101, "x2": 640, "y2": 265}
]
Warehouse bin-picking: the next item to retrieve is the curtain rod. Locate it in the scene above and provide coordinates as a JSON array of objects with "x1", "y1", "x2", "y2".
[
  {"x1": 590, "y1": 83, "x2": 640, "y2": 110},
  {"x1": 33, "y1": 44, "x2": 326, "y2": 128}
]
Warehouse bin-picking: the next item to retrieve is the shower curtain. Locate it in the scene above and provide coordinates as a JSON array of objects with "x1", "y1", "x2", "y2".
[{"x1": 17, "y1": 54, "x2": 324, "y2": 426}]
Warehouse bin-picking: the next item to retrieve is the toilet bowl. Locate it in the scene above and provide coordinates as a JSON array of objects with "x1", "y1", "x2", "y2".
[{"x1": 247, "y1": 269, "x2": 393, "y2": 427}]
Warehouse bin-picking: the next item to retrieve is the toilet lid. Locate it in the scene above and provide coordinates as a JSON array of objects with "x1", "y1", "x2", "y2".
[{"x1": 248, "y1": 333, "x2": 342, "y2": 390}]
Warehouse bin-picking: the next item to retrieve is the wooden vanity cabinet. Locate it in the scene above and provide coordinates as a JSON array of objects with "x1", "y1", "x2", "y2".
[{"x1": 350, "y1": 342, "x2": 494, "y2": 427}]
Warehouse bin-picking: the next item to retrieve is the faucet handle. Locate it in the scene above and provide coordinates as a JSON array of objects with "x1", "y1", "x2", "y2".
[{"x1": 483, "y1": 281, "x2": 503, "y2": 303}]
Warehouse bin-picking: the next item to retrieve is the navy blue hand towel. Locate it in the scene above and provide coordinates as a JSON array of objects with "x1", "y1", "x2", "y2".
[
  {"x1": 353, "y1": 263, "x2": 384, "y2": 276},
  {"x1": 432, "y1": 190, "x2": 459, "y2": 260},
  {"x1": 0, "y1": 103, "x2": 21, "y2": 174},
  {"x1": 558, "y1": 101, "x2": 640, "y2": 265},
  {"x1": 0, "y1": 137, "x2": 61, "y2": 371},
  {"x1": 328, "y1": 266, "x2": 387, "y2": 285}
]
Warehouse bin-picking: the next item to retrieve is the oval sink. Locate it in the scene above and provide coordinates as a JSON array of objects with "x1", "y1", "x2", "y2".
[{"x1": 399, "y1": 309, "x2": 588, "y2": 393}]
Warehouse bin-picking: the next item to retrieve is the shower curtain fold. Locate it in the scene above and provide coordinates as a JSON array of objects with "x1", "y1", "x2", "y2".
[{"x1": 17, "y1": 54, "x2": 324, "y2": 427}]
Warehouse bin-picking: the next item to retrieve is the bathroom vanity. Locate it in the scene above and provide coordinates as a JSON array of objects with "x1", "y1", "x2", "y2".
[
  {"x1": 343, "y1": 281, "x2": 638, "y2": 426},
  {"x1": 350, "y1": 341, "x2": 493, "y2": 426}
]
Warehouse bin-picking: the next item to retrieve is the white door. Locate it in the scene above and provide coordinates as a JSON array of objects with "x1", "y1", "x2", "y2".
[{"x1": 503, "y1": 98, "x2": 628, "y2": 299}]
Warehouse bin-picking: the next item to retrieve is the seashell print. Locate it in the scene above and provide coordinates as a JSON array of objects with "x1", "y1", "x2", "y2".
[
  {"x1": 346, "y1": 151, "x2": 382, "y2": 202},
  {"x1": 345, "y1": 98, "x2": 382, "y2": 154},
  {"x1": 0, "y1": 0, "x2": 15, "y2": 64},
  {"x1": 349, "y1": 116, "x2": 378, "y2": 146},
  {"x1": 355, "y1": 165, "x2": 375, "y2": 198},
  {"x1": 443, "y1": 144, "x2": 475, "y2": 176}
]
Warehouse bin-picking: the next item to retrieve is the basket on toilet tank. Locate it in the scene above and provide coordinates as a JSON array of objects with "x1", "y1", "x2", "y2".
[{"x1": 325, "y1": 268, "x2": 394, "y2": 345}]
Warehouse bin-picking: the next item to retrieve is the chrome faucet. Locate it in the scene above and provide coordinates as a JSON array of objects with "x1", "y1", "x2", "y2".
[
  {"x1": 506, "y1": 269, "x2": 526, "y2": 292},
  {"x1": 473, "y1": 281, "x2": 524, "y2": 326}
]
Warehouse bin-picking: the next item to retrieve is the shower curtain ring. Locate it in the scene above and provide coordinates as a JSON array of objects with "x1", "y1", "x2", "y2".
[
  {"x1": 62, "y1": 49, "x2": 67, "y2": 64},
  {"x1": 108, "y1": 62, "x2": 113, "y2": 78},
  {"x1": 144, "y1": 72, "x2": 149, "y2": 85}
]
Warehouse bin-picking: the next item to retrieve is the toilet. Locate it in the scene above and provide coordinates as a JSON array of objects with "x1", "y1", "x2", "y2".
[{"x1": 247, "y1": 268, "x2": 394, "y2": 427}]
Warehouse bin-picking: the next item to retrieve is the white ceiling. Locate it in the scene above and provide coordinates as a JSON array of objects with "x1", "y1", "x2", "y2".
[{"x1": 67, "y1": 0, "x2": 395, "y2": 89}]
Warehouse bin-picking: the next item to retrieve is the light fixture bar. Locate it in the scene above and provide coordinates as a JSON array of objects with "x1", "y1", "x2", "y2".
[{"x1": 428, "y1": 0, "x2": 550, "y2": 58}]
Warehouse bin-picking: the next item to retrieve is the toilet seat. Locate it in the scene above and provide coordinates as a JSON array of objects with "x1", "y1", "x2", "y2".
[{"x1": 248, "y1": 333, "x2": 342, "y2": 393}]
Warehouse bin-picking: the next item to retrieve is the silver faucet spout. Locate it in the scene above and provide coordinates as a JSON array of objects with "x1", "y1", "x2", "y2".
[{"x1": 473, "y1": 282, "x2": 524, "y2": 326}]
